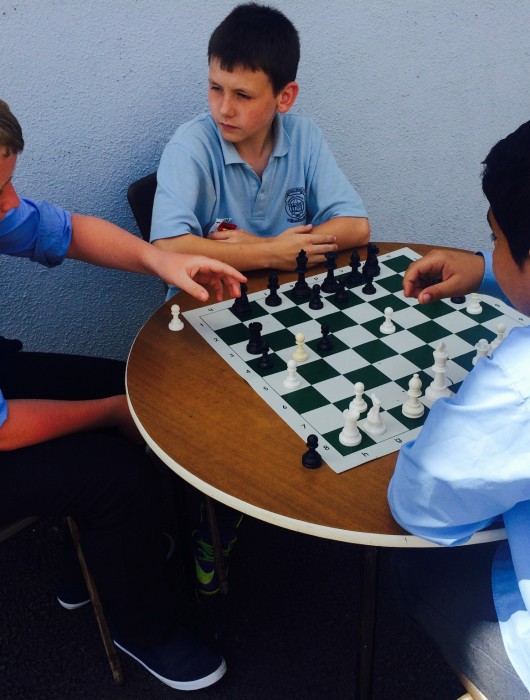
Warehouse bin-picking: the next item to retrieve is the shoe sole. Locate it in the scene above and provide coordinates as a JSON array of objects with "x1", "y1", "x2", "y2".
[
  {"x1": 113, "y1": 640, "x2": 227, "y2": 690},
  {"x1": 57, "y1": 596, "x2": 91, "y2": 610}
]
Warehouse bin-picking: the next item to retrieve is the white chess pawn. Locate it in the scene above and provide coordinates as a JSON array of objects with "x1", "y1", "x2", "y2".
[
  {"x1": 402, "y1": 373, "x2": 425, "y2": 418},
  {"x1": 473, "y1": 338, "x2": 490, "y2": 365},
  {"x1": 467, "y1": 293, "x2": 482, "y2": 315},
  {"x1": 339, "y1": 407, "x2": 362, "y2": 446},
  {"x1": 292, "y1": 332, "x2": 308, "y2": 362},
  {"x1": 363, "y1": 394, "x2": 386, "y2": 436},
  {"x1": 168, "y1": 304, "x2": 184, "y2": 331},
  {"x1": 283, "y1": 359, "x2": 301, "y2": 389},
  {"x1": 380, "y1": 307, "x2": 396, "y2": 334},
  {"x1": 349, "y1": 381, "x2": 368, "y2": 413},
  {"x1": 425, "y1": 342, "x2": 452, "y2": 401},
  {"x1": 490, "y1": 322, "x2": 506, "y2": 351}
]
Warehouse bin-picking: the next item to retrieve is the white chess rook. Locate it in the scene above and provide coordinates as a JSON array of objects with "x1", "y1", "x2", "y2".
[
  {"x1": 339, "y1": 408, "x2": 362, "y2": 446},
  {"x1": 467, "y1": 293, "x2": 482, "y2": 315}
]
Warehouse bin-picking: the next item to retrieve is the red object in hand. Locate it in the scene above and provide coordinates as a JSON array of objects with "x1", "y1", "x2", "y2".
[{"x1": 217, "y1": 221, "x2": 237, "y2": 231}]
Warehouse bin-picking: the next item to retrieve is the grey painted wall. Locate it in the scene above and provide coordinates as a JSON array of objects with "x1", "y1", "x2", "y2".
[{"x1": 2, "y1": 0, "x2": 529, "y2": 360}]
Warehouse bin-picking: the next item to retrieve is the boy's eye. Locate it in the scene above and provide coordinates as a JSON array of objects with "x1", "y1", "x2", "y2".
[{"x1": 237, "y1": 92, "x2": 250, "y2": 99}]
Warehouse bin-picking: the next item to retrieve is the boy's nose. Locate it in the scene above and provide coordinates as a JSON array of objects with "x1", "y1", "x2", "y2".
[{"x1": 220, "y1": 96, "x2": 235, "y2": 117}]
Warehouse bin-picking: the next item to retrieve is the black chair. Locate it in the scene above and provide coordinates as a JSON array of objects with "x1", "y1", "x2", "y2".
[
  {"x1": 126, "y1": 172, "x2": 157, "y2": 241},
  {"x1": 0, "y1": 517, "x2": 123, "y2": 684},
  {"x1": 127, "y1": 174, "x2": 228, "y2": 595}
]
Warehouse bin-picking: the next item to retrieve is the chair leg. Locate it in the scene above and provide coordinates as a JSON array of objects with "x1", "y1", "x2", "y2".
[
  {"x1": 66, "y1": 517, "x2": 124, "y2": 685},
  {"x1": 202, "y1": 496, "x2": 228, "y2": 595}
]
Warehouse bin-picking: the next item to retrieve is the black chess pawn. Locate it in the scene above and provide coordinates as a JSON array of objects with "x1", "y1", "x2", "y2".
[
  {"x1": 231, "y1": 282, "x2": 252, "y2": 317},
  {"x1": 302, "y1": 434, "x2": 323, "y2": 469},
  {"x1": 265, "y1": 271, "x2": 282, "y2": 306},
  {"x1": 309, "y1": 284, "x2": 324, "y2": 310},
  {"x1": 451, "y1": 295, "x2": 466, "y2": 304},
  {"x1": 292, "y1": 249, "x2": 311, "y2": 300},
  {"x1": 258, "y1": 342, "x2": 274, "y2": 370},
  {"x1": 362, "y1": 273, "x2": 376, "y2": 295},
  {"x1": 246, "y1": 321, "x2": 265, "y2": 354},
  {"x1": 321, "y1": 251, "x2": 339, "y2": 293},
  {"x1": 333, "y1": 280, "x2": 350, "y2": 304},
  {"x1": 316, "y1": 323, "x2": 333, "y2": 352}
]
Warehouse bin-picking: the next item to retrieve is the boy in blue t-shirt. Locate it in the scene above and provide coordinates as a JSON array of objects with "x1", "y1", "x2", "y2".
[{"x1": 151, "y1": 2, "x2": 370, "y2": 299}]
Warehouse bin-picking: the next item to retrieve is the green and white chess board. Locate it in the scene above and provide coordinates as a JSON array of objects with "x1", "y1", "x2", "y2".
[{"x1": 183, "y1": 247, "x2": 529, "y2": 474}]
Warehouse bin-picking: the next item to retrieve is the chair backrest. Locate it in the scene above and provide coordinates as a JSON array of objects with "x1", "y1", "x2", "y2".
[{"x1": 127, "y1": 172, "x2": 157, "y2": 242}]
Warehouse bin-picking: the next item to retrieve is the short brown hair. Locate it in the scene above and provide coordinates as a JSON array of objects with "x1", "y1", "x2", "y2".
[{"x1": 0, "y1": 100, "x2": 24, "y2": 155}]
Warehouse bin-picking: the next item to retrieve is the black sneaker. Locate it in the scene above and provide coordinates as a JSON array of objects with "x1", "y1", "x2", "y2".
[{"x1": 114, "y1": 625, "x2": 226, "y2": 690}]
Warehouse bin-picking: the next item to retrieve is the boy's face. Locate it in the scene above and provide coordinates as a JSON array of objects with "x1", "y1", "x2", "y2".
[
  {"x1": 0, "y1": 151, "x2": 19, "y2": 221},
  {"x1": 208, "y1": 58, "x2": 297, "y2": 153},
  {"x1": 490, "y1": 209, "x2": 530, "y2": 315}
]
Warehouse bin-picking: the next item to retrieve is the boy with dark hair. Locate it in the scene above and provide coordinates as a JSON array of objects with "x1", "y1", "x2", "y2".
[
  {"x1": 151, "y1": 2, "x2": 369, "y2": 298},
  {"x1": 388, "y1": 119, "x2": 530, "y2": 697},
  {"x1": 151, "y1": 4, "x2": 369, "y2": 592},
  {"x1": 0, "y1": 98, "x2": 246, "y2": 691}
]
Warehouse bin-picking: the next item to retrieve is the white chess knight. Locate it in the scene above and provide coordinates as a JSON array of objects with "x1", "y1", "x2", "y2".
[
  {"x1": 379, "y1": 307, "x2": 396, "y2": 334},
  {"x1": 490, "y1": 322, "x2": 507, "y2": 351},
  {"x1": 363, "y1": 394, "x2": 386, "y2": 436},
  {"x1": 168, "y1": 304, "x2": 184, "y2": 331},
  {"x1": 467, "y1": 292, "x2": 483, "y2": 315},
  {"x1": 473, "y1": 338, "x2": 490, "y2": 365},
  {"x1": 339, "y1": 407, "x2": 362, "y2": 446},
  {"x1": 292, "y1": 332, "x2": 308, "y2": 362},
  {"x1": 425, "y1": 342, "x2": 453, "y2": 401},
  {"x1": 349, "y1": 381, "x2": 368, "y2": 413},
  {"x1": 402, "y1": 373, "x2": 424, "y2": 418},
  {"x1": 283, "y1": 359, "x2": 301, "y2": 389}
]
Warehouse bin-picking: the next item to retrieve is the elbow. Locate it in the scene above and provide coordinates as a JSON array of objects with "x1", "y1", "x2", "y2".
[{"x1": 358, "y1": 218, "x2": 370, "y2": 246}]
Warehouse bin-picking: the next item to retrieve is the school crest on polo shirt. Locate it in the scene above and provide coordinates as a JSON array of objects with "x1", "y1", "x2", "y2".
[{"x1": 285, "y1": 187, "x2": 306, "y2": 223}]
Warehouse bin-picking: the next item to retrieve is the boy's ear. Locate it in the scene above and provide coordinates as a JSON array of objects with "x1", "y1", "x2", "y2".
[{"x1": 276, "y1": 82, "x2": 299, "y2": 114}]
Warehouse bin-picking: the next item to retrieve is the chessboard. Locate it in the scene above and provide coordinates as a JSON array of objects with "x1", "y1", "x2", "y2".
[{"x1": 183, "y1": 247, "x2": 530, "y2": 474}]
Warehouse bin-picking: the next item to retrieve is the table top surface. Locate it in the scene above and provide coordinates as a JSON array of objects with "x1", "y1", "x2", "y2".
[{"x1": 126, "y1": 242, "x2": 506, "y2": 547}]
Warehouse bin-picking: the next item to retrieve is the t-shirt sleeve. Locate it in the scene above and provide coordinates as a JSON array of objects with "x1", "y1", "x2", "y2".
[
  {"x1": 150, "y1": 142, "x2": 215, "y2": 242},
  {"x1": 0, "y1": 198, "x2": 72, "y2": 266}
]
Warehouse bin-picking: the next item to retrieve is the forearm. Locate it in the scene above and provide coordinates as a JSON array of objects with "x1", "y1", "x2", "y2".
[
  {"x1": 312, "y1": 217, "x2": 370, "y2": 249},
  {"x1": 153, "y1": 233, "x2": 273, "y2": 271},
  {"x1": 0, "y1": 397, "x2": 124, "y2": 451},
  {"x1": 68, "y1": 214, "x2": 164, "y2": 275}
]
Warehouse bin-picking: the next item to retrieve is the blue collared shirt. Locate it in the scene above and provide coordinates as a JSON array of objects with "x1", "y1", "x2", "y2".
[
  {"x1": 388, "y1": 250, "x2": 530, "y2": 690},
  {"x1": 0, "y1": 197, "x2": 72, "y2": 426}
]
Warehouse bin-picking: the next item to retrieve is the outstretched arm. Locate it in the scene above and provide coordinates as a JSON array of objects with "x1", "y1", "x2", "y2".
[
  {"x1": 0, "y1": 395, "x2": 141, "y2": 451},
  {"x1": 402, "y1": 249, "x2": 485, "y2": 304},
  {"x1": 67, "y1": 214, "x2": 246, "y2": 302}
]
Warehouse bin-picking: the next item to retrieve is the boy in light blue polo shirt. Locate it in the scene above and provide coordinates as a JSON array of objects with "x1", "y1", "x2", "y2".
[
  {"x1": 151, "y1": 3, "x2": 370, "y2": 300},
  {"x1": 151, "y1": 2, "x2": 370, "y2": 595}
]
